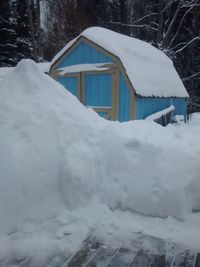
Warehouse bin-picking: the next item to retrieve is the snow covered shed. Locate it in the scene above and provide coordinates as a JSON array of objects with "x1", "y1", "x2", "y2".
[{"x1": 49, "y1": 27, "x2": 189, "y2": 122}]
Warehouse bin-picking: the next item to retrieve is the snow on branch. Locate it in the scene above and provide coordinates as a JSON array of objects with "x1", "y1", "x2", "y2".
[
  {"x1": 132, "y1": 13, "x2": 158, "y2": 24},
  {"x1": 182, "y1": 71, "x2": 200, "y2": 81},
  {"x1": 181, "y1": 0, "x2": 200, "y2": 7},
  {"x1": 107, "y1": 21, "x2": 151, "y2": 29},
  {"x1": 163, "y1": 2, "x2": 181, "y2": 42},
  {"x1": 162, "y1": 0, "x2": 174, "y2": 13},
  {"x1": 168, "y1": 1, "x2": 197, "y2": 48},
  {"x1": 174, "y1": 36, "x2": 200, "y2": 54}
]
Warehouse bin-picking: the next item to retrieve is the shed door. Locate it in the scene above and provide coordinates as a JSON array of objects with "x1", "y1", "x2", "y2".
[
  {"x1": 83, "y1": 73, "x2": 116, "y2": 120},
  {"x1": 57, "y1": 76, "x2": 80, "y2": 98}
]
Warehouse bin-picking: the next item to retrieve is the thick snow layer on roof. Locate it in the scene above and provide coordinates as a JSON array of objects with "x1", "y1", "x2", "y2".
[
  {"x1": 51, "y1": 27, "x2": 188, "y2": 98},
  {"x1": 0, "y1": 60, "x2": 200, "y2": 263}
]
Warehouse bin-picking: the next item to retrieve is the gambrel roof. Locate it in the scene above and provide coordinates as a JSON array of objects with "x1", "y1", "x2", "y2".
[{"x1": 51, "y1": 27, "x2": 189, "y2": 98}]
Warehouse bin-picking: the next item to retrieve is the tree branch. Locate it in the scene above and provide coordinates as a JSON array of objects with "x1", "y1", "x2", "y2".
[
  {"x1": 162, "y1": 1, "x2": 181, "y2": 46},
  {"x1": 174, "y1": 36, "x2": 200, "y2": 54},
  {"x1": 168, "y1": 1, "x2": 197, "y2": 48},
  {"x1": 106, "y1": 21, "x2": 150, "y2": 29},
  {"x1": 182, "y1": 71, "x2": 200, "y2": 81},
  {"x1": 132, "y1": 13, "x2": 158, "y2": 24}
]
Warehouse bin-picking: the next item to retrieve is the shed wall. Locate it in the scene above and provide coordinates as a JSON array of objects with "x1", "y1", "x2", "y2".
[
  {"x1": 57, "y1": 41, "x2": 113, "y2": 68},
  {"x1": 57, "y1": 76, "x2": 78, "y2": 97},
  {"x1": 135, "y1": 97, "x2": 187, "y2": 120},
  {"x1": 84, "y1": 73, "x2": 112, "y2": 107}
]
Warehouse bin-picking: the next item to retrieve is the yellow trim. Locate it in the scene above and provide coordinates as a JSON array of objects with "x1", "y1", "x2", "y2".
[
  {"x1": 112, "y1": 70, "x2": 119, "y2": 120},
  {"x1": 80, "y1": 72, "x2": 85, "y2": 104},
  {"x1": 77, "y1": 73, "x2": 81, "y2": 100},
  {"x1": 130, "y1": 90, "x2": 135, "y2": 120},
  {"x1": 81, "y1": 68, "x2": 116, "y2": 76}
]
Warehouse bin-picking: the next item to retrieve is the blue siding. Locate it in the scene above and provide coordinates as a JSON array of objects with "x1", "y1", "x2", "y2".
[
  {"x1": 98, "y1": 112, "x2": 107, "y2": 118},
  {"x1": 119, "y1": 73, "x2": 130, "y2": 122},
  {"x1": 57, "y1": 76, "x2": 78, "y2": 97},
  {"x1": 57, "y1": 41, "x2": 113, "y2": 68},
  {"x1": 84, "y1": 73, "x2": 112, "y2": 107},
  {"x1": 172, "y1": 98, "x2": 187, "y2": 116},
  {"x1": 135, "y1": 97, "x2": 187, "y2": 119}
]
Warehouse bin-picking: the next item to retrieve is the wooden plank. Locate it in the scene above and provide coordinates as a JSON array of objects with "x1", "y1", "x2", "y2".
[
  {"x1": 85, "y1": 247, "x2": 118, "y2": 267},
  {"x1": 66, "y1": 238, "x2": 101, "y2": 267},
  {"x1": 194, "y1": 253, "x2": 200, "y2": 267},
  {"x1": 39, "y1": 253, "x2": 70, "y2": 267},
  {"x1": 107, "y1": 247, "x2": 138, "y2": 267},
  {"x1": 171, "y1": 250, "x2": 195, "y2": 267},
  {"x1": 141, "y1": 235, "x2": 166, "y2": 255},
  {"x1": 130, "y1": 250, "x2": 154, "y2": 267},
  {"x1": 150, "y1": 255, "x2": 166, "y2": 267},
  {"x1": 166, "y1": 256, "x2": 174, "y2": 267}
]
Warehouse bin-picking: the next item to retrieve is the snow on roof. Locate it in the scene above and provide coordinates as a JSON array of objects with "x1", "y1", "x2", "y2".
[
  {"x1": 58, "y1": 63, "x2": 110, "y2": 75},
  {"x1": 51, "y1": 27, "x2": 189, "y2": 98}
]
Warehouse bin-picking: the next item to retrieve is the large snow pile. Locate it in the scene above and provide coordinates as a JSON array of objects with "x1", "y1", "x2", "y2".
[
  {"x1": 51, "y1": 27, "x2": 188, "y2": 98},
  {"x1": 0, "y1": 60, "x2": 200, "y2": 261}
]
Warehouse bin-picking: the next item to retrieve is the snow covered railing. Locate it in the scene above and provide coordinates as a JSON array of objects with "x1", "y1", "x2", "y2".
[{"x1": 145, "y1": 105, "x2": 175, "y2": 126}]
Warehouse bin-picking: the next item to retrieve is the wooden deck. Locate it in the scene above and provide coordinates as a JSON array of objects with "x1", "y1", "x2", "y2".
[
  {"x1": 64, "y1": 235, "x2": 200, "y2": 267},
  {"x1": 1, "y1": 235, "x2": 199, "y2": 266}
]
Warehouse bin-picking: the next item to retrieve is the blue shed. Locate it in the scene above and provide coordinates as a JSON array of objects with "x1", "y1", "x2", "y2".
[{"x1": 49, "y1": 27, "x2": 189, "y2": 123}]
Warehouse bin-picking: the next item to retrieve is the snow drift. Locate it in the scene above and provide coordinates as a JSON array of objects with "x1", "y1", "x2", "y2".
[{"x1": 0, "y1": 60, "x2": 200, "y2": 238}]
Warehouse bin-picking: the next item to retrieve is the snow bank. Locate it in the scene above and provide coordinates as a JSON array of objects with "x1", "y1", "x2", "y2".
[
  {"x1": 37, "y1": 62, "x2": 50, "y2": 73},
  {"x1": 51, "y1": 27, "x2": 188, "y2": 98},
  {"x1": 0, "y1": 62, "x2": 49, "y2": 80},
  {"x1": 0, "y1": 60, "x2": 199, "y2": 240},
  {"x1": 0, "y1": 59, "x2": 100, "y2": 234}
]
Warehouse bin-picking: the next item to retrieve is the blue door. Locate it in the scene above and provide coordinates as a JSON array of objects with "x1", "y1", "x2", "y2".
[
  {"x1": 57, "y1": 76, "x2": 79, "y2": 98},
  {"x1": 83, "y1": 73, "x2": 114, "y2": 119}
]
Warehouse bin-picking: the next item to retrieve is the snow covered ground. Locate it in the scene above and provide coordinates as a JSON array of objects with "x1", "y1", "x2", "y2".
[{"x1": 0, "y1": 60, "x2": 200, "y2": 264}]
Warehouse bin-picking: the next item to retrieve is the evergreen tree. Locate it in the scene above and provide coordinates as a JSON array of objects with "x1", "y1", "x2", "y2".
[
  {"x1": 0, "y1": 1, "x2": 17, "y2": 67},
  {"x1": 14, "y1": 0, "x2": 32, "y2": 61},
  {"x1": 0, "y1": 0, "x2": 32, "y2": 66}
]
